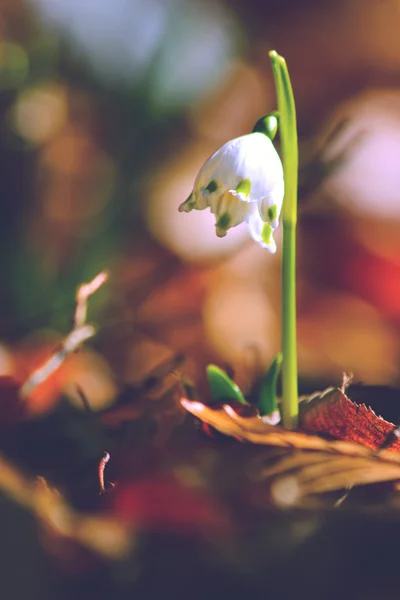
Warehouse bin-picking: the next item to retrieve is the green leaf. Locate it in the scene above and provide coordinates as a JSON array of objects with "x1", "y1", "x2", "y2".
[
  {"x1": 257, "y1": 353, "x2": 282, "y2": 416},
  {"x1": 206, "y1": 364, "x2": 248, "y2": 405}
]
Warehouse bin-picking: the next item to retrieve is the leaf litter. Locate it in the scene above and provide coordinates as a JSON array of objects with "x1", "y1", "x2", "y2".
[
  {"x1": 181, "y1": 382, "x2": 400, "y2": 504},
  {"x1": 2, "y1": 270, "x2": 400, "y2": 600}
]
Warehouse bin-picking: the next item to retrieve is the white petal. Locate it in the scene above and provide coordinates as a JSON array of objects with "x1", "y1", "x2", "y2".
[
  {"x1": 209, "y1": 190, "x2": 253, "y2": 237},
  {"x1": 193, "y1": 132, "x2": 283, "y2": 202},
  {"x1": 246, "y1": 208, "x2": 277, "y2": 253},
  {"x1": 257, "y1": 179, "x2": 284, "y2": 228},
  {"x1": 227, "y1": 133, "x2": 283, "y2": 202},
  {"x1": 192, "y1": 189, "x2": 210, "y2": 210},
  {"x1": 192, "y1": 155, "x2": 227, "y2": 204},
  {"x1": 178, "y1": 188, "x2": 210, "y2": 213},
  {"x1": 178, "y1": 195, "x2": 194, "y2": 213}
]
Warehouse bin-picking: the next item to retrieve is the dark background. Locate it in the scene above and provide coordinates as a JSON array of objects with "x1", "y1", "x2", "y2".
[{"x1": 1, "y1": 0, "x2": 400, "y2": 396}]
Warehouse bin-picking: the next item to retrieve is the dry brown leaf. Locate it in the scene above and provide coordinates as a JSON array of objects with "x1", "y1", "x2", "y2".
[
  {"x1": 181, "y1": 399, "x2": 400, "y2": 493},
  {"x1": 299, "y1": 386, "x2": 400, "y2": 451},
  {"x1": 259, "y1": 452, "x2": 400, "y2": 495}
]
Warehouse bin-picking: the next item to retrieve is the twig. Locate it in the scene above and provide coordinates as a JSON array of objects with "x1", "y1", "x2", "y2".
[
  {"x1": 74, "y1": 271, "x2": 109, "y2": 329},
  {"x1": 340, "y1": 372, "x2": 353, "y2": 394},
  {"x1": 19, "y1": 271, "x2": 108, "y2": 400},
  {"x1": 20, "y1": 326, "x2": 95, "y2": 398},
  {"x1": 75, "y1": 385, "x2": 93, "y2": 414},
  {"x1": 98, "y1": 451, "x2": 111, "y2": 494},
  {"x1": 334, "y1": 486, "x2": 353, "y2": 508}
]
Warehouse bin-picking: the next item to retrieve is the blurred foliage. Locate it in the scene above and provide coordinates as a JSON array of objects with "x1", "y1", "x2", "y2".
[
  {"x1": 1, "y1": 0, "x2": 400, "y2": 388},
  {"x1": 0, "y1": 0, "x2": 240, "y2": 337}
]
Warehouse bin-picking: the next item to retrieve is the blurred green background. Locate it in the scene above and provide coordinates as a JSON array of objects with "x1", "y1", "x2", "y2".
[{"x1": 1, "y1": 0, "x2": 400, "y2": 396}]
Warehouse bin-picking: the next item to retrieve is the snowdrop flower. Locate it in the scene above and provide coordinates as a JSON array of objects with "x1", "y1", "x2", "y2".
[{"x1": 179, "y1": 132, "x2": 284, "y2": 252}]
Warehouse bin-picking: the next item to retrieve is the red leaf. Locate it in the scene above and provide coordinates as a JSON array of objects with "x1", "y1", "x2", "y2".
[{"x1": 299, "y1": 387, "x2": 400, "y2": 451}]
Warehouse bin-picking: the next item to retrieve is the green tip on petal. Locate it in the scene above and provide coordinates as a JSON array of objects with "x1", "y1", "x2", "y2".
[
  {"x1": 205, "y1": 179, "x2": 218, "y2": 193},
  {"x1": 257, "y1": 352, "x2": 282, "y2": 417},
  {"x1": 235, "y1": 178, "x2": 252, "y2": 197},
  {"x1": 261, "y1": 222, "x2": 274, "y2": 246},
  {"x1": 267, "y1": 204, "x2": 278, "y2": 222},
  {"x1": 178, "y1": 193, "x2": 193, "y2": 212},
  {"x1": 206, "y1": 364, "x2": 248, "y2": 405},
  {"x1": 216, "y1": 212, "x2": 231, "y2": 230},
  {"x1": 252, "y1": 112, "x2": 279, "y2": 141}
]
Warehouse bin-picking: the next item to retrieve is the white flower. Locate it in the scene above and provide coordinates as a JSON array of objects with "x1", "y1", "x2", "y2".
[{"x1": 179, "y1": 132, "x2": 284, "y2": 253}]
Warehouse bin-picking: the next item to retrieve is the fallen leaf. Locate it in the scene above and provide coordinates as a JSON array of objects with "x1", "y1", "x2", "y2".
[
  {"x1": 299, "y1": 386, "x2": 400, "y2": 451},
  {"x1": 181, "y1": 399, "x2": 400, "y2": 493},
  {"x1": 259, "y1": 452, "x2": 400, "y2": 496}
]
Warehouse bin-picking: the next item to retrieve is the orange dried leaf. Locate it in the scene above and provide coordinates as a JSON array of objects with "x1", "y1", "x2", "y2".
[
  {"x1": 259, "y1": 452, "x2": 400, "y2": 496},
  {"x1": 182, "y1": 398, "x2": 400, "y2": 457},
  {"x1": 181, "y1": 398, "x2": 400, "y2": 494},
  {"x1": 299, "y1": 387, "x2": 400, "y2": 451}
]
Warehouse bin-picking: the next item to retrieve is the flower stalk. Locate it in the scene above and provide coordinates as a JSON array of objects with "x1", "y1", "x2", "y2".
[{"x1": 269, "y1": 50, "x2": 299, "y2": 429}]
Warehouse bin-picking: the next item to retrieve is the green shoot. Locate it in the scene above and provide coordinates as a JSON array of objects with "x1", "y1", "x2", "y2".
[
  {"x1": 257, "y1": 352, "x2": 282, "y2": 418},
  {"x1": 206, "y1": 364, "x2": 248, "y2": 405},
  {"x1": 269, "y1": 50, "x2": 299, "y2": 429}
]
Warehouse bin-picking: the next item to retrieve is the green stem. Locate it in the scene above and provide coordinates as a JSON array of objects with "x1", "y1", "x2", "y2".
[{"x1": 269, "y1": 50, "x2": 298, "y2": 429}]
